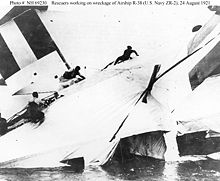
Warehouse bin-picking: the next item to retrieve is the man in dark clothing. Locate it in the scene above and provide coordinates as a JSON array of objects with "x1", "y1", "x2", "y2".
[
  {"x1": 7, "y1": 92, "x2": 44, "y2": 127},
  {"x1": 63, "y1": 66, "x2": 85, "y2": 80},
  {"x1": 72, "y1": 66, "x2": 85, "y2": 80},
  {"x1": 25, "y1": 92, "x2": 44, "y2": 124},
  {"x1": 0, "y1": 113, "x2": 8, "y2": 136},
  {"x1": 63, "y1": 70, "x2": 73, "y2": 80},
  {"x1": 114, "y1": 46, "x2": 139, "y2": 65}
]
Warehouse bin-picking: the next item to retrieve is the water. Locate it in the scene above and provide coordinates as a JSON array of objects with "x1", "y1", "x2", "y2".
[{"x1": 0, "y1": 158, "x2": 220, "y2": 181}]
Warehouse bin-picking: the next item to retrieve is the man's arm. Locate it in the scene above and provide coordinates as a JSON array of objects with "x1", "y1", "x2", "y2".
[
  {"x1": 132, "y1": 50, "x2": 139, "y2": 56},
  {"x1": 78, "y1": 73, "x2": 85, "y2": 80}
]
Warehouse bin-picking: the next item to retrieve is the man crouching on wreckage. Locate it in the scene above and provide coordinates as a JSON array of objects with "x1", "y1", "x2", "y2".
[{"x1": 7, "y1": 92, "x2": 45, "y2": 130}]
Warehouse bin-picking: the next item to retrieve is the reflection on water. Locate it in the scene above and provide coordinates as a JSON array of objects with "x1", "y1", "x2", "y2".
[
  {"x1": 102, "y1": 156, "x2": 165, "y2": 180},
  {"x1": 1, "y1": 158, "x2": 220, "y2": 181}
]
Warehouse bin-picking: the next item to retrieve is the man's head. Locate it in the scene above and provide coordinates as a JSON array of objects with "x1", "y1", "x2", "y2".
[
  {"x1": 32, "y1": 92, "x2": 39, "y2": 99},
  {"x1": 127, "y1": 46, "x2": 132, "y2": 50},
  {"x1": 75, "y1": 66, "x2": 81, "y2": 71}
]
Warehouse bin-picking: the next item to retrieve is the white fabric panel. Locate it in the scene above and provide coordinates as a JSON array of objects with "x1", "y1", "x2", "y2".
[
  {"x1": 174, "y1": 76, "x2": 220, "y2": 135},
  {"x1": 0, "y1": 20, "x2": 37, "y2": 69},
  {"x1": 61, "y1": 138, "x2": 120, "y2": 166},
  {"x1": 152, "y1": 33, "x2": 220, "y2": 110},
  {"x1": 188, "y1": 14, "x2": 220, "y2": 54},
  {"x1": 0, "y1": 61, "x2": 150, "y2": 167},
  {"x1": 116, "y1": 95, "x2": 171, "y2": 139},
  {"x1": 6, "y1": 51, "x2": 66, "y2": 94},
  {"x1": 0, "y1": 143, "x2": 79, "y2": 168}
]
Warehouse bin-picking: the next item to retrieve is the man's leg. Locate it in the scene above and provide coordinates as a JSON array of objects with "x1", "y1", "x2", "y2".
[{"x1": 114, "y1": 56, "x2": 123, "y2": 65}]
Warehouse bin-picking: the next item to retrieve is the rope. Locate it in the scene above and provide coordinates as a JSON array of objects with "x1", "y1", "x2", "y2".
[
  {"x1": 13, "y1": 91, "x2": 56, "y2": 96},
  {"x1": 7, "y1": 106, "x2": 27, "y2": 122}
]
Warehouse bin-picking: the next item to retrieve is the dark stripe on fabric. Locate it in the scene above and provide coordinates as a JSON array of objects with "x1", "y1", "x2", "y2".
[
  {"x1": 14, "y1": 9, "x2": 56, "y2": 60},
  {"x1": 0, "y1": 33, "x2": 20, "y2": 79},
  {"x1": 189, "y1": 41, "x2": 220, "y2": 90}
]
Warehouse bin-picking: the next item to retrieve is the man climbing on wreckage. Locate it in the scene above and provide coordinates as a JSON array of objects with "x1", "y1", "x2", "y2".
[
  {"x1": 26, "y1": 92, "x2": 45, "y2": 124},
  {"x1": 7, "y1": 92, "x2": 45, "y2": 129},
  {"x1": 102, "y1": 46, "x2": 139, "y2": 70},
  {"x1": 114, "y1": 46, "x2": 139, "y2": 65},
  {"x1": 60, "y1": 65, "x2": 86, "y2": 88},
  {"x1": 62, "y1": 66, "x2": 85, "y2": 81}
]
